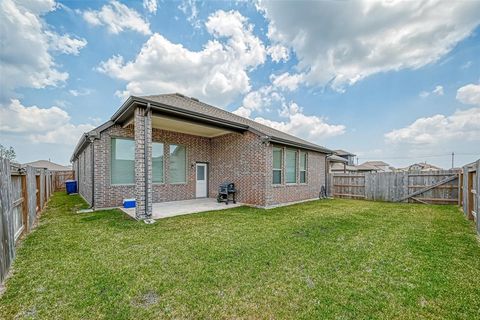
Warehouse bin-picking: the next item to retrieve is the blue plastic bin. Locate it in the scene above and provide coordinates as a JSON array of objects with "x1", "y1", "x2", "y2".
[
  {"x1": 65, "y1": 180, "x2": 77, "y2": 194},
  {"x1": 123, "y1": 198, "x2": 136, "y2": 208}
]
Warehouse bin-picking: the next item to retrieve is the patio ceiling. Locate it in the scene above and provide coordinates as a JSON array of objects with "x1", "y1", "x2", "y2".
[
  {"x1": 151, "y1": 114, "x2": 233, "y2": 138},
  {"x1": 124, "y1": 113, "x2": 234, "y2": 138}
]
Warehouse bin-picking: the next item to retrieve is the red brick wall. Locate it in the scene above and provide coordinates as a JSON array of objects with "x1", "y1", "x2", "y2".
[
  {"x1": 93, "y1": 125, "x2": 211, "y2": 208},
  {"x1": 90, "y1": 124, "x2": 325, "y2": 209},
  {"x1": 93, "y1": 124, "x2": 136, "y2": 208},
  {"x1": 265, "y1": 144, "x2": 326, "y2": 206},
  {"x1": 151, "y1": 129, "x2": 211, "y2": 203},
  {"x1": 210, "y1": 132, "x2": 267, "y2": 206}
]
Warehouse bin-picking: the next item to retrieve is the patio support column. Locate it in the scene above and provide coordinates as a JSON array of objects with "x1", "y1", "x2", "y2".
[{"x1": 134, "y1": 105, "x2": 153, "y2": 219}]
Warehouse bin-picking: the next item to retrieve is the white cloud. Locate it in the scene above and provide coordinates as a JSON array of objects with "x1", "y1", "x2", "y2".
[
  {"x1": 270, "y1": 72, "x2": 304, "y2": 91},
  {"x1": 178, "y1": 0, "x2": 200, "y2": 28},
  {"x1": 419, "y1": 85, "x2": 444, "y2": 98},
  {"x1": 267, "y1": 44, "x2": 289, "y2": 62},
  {"x1": 98, "y1": 10, "x2": 266, "y2": 106},
  {"x1": 259, "y1": 0, "x2": 480, "y2": 91},
  {"x1": 0, "y1": 0, "x2": 86, "y2": 100},
  {"x1": 69, "y1": 88, "x2": 93, "y2": 97},
  {"x1": 233, "y1": 71, "x2": 303, "y2": 118},
  {"x1": 456, "y1": 83, "x2": 480, "y2": 106},
  {"x1": 233, "y1": 85, "x2": 284, "y2": 118},
  {"x1": 83, "y1": 0, "x2": 151, "y2": 35},
  {"x1": 0, "y1": 99, "x2": 95, "y2": 145},
  {"x1": 385, "y1": 107, "x2": 480, "y2": 145},
  {"x1": 254, "y1": 102, "x2": 346, "y2": 142},
  {"x1": 419, "y1": 91, "x2": 430, "y2": 98},
  {"x1": 461, "y1": 61, "x2": 472, "y2": 69},
  {"x1": 232, "y1": 106, "x2": 252, "y2": 118},
  {"x1": 143, "y1": 0, "x2": 157, "y2": 14},
  {"x1": 46, "y1": 31, "x2": 87, "y2": 55},
  {"x1": 433, "y1": 86, "x2": 444, "y2": 96}
]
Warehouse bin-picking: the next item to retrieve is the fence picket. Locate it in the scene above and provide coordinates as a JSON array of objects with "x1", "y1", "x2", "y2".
[{"x1": 0, "y1": 160, "x2": 72, "y2": 284}]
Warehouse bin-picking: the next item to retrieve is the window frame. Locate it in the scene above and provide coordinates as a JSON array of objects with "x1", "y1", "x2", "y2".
[
  {"x1": 110, "y1": 137, "x2": 135, "y2": 186},
  {"x1": 299, "y1": 151, "x2": 308, "y2": 184},
  {"x1": 285, "y1": 148, "x2": 298, "y2": 184},
  {"x1": 168, "y1": 143, "x2": 187, "y2": 184},
  {"x1": 272, "y1": 146, "x2": 283, "y2": 185},
  {"x1": 152, "y1": 142, "x2": 165, "y2": 184}
]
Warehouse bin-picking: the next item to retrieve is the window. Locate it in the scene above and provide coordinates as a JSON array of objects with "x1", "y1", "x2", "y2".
[
  {"x1": 111, "y1": 138, "x2": 135, "y2": 184},
  {"x1": 300, "y1": 151, "x2": 307, "y2": 183},
  {"x1": 152, "y1": 142, "x2": 164, "y2": 183},
  {"x1": 169, "y1": 144, "x2": 186, "y2": 183},
  {"x1": 273, "y1": 147, "x2": 282, "y2": 184},
  {"x1": 285, "y1": 149, "x2": 297, "y2": 184}
]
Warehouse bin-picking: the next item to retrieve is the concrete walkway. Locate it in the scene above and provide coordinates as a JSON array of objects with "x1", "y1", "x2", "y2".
[{"x1": 120, "y1": 198, "x2": 243, "y2": 220}]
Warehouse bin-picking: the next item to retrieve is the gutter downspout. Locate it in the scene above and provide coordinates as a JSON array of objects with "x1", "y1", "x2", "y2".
[
  {"x1": 89, "y1": 136, "x2": 95, "y2": 208},
  {"x1": 324, "y1": 154, "x2": 333, "y2": 198},
  {"x1": 88, "y1": 135, "x2": 97, "y2": 209},
  {"x1": 144, "y1": 103, "x2": 151, "y2": 218}
]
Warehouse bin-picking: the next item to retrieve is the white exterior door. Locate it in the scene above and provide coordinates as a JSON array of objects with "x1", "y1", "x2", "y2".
[{"x1": 196, "y1": 163, "x2": 208, "y2": 198}]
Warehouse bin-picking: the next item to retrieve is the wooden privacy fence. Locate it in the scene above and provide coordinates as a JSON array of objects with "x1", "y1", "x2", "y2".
[
  {"x1": 460, "y1": 159, "x2": 480, "y2": 234},
  {"x1": 329, "y1": 170, "x2": 460, "y2": 204},
  {"x1": 329, "y1": 159, "x2": 480, "y2": 235},
  {"x1": 53, "y1": 170, "x2": 74, "y2": 191},
  {"x1": 0, "y1": 159, "x2": 74, "y2": 284}
]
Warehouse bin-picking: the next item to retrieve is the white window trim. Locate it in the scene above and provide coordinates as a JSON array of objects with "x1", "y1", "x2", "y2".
[
  {"x1": 168, "y1": 143, "x2": 188, "y2": 185},
  {"x1": 152, "y1": 141, "x2": 165, "y2": 184},
  {"x1": 110, "y1": 137, "x2": 135, "y2": 186},
  {"x1": 285, "y1": 148, "x2": 298, "y2": 185},
  {"x1": 272, "y1": 146, "x2": 283, "y2": 185},
  {"x1": 299, "y1": 151, "x2": 308, "y2": 184}
]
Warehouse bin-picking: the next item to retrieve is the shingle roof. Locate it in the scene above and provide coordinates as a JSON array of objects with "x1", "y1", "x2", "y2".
[
  {"x1": 23, "y1": 160, "x2": 71, "y2": 171},
  {"x1": 139, "y1": 93, "x2": 332, "y2": 153},
  {"x1": 327, "y1": 154, "x2": 349, "y2": 163},
  {"x1": 72, "y1": 93, "x2": 333, "y2": 161},
  {"x1": 334, "y1": 149, "x2": 355, "y2": 156},
  {"x1": 361, "y1": 161, "x2": 390, "y2": 167}
]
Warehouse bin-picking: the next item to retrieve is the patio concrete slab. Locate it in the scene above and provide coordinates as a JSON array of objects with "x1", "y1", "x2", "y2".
[{"x1": 120, "y1": 198, "x2": 243, "y2": 220}]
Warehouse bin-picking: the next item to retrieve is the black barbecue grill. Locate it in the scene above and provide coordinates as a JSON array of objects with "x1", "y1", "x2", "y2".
[{"x1": 217, "y1": 182, "x2": 236, "y2": 205}]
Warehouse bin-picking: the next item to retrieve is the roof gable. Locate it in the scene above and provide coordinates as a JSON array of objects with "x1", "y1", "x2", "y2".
[
  {"x1": 139, "y1": 94, "x2": 332, "y2": 153},
  {"x1": 72, "y1": 93, "x2": 333, "y2": 161}
]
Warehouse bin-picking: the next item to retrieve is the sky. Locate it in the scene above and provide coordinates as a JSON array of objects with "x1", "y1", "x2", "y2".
[{"x1": 0, "y1": 0, "x2": 479, "y2": 168}]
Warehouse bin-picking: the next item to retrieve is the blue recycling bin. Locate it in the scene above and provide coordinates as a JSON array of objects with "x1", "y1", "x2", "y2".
[{"x1": 65, "y1": 180, "x2": 77, "y2": 194}]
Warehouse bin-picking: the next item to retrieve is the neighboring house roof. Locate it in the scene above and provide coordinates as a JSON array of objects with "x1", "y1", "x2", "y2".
[
  {"x1": 404, "y1": 162, "x2": 443, "y2": 171},
  {"x1": 355, "y1": 163, "x2": 380, "y2": 172},
  {"x1": 327, "y1": 154, "x2": 349, "y2": 163},
  {"x1": 360, "y1": 161, "x2": 390, "y2": 167},
  {"x1": 72, "y1": 93, "x2": 333, "y2": 161},
  {"x1": 24, "y1": 160, "x2": 72, "y2": 171},
  {"x1": 334, "y1": 149, "x2": 356, "y2": 156}
]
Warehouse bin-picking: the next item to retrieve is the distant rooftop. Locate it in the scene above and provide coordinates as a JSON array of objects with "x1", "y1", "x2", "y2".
[
  {"x1": 327, "y1": 154, "x2": 349, "y2": 163},
  {"x1": 361, "y1": 161, "x2": 390, "y2": 167},
  {"x1": 334, "y1": 149, "x2": 356, "y2": 156},
  {"x1": 23, "y1": 160, "x2": 71, "y2": 171}
]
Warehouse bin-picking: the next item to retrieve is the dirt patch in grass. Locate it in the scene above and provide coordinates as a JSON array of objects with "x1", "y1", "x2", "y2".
[{"x1": 131, "y1": 291, "x2": 159, "y2": 308}]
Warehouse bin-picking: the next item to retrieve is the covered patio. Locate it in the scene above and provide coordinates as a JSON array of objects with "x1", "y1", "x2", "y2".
[{"x1": 120, "y1": 198, "x2": 243, "y2": 220}]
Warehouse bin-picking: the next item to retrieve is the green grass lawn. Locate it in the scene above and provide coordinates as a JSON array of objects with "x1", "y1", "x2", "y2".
[{"x1": 1, "y1": 193, "x2": 479, "y2": 319}]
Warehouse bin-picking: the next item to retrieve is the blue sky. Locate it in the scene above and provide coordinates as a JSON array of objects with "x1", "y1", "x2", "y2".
[{"x1": 1, "y1": 0, "x2": 479, "y2": 168}]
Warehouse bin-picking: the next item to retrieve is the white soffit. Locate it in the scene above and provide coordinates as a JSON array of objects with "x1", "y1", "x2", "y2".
[{"x1": 151, "y1": 115, "x2": 232, "y2": 138}]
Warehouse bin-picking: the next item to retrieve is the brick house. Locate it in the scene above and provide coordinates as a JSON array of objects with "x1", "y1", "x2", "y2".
[{"x1": 71, "y1": 93, "x2": 333, "y2": 219}]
